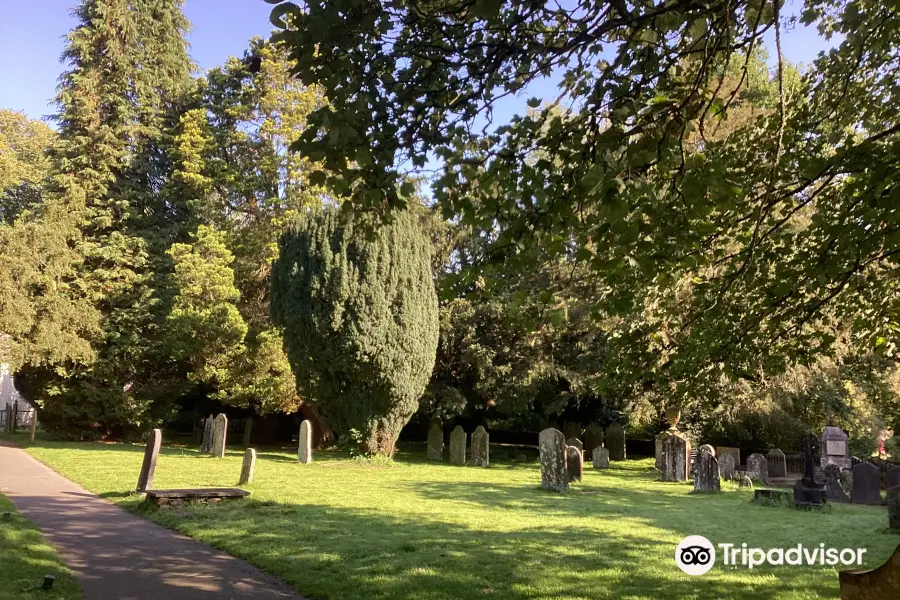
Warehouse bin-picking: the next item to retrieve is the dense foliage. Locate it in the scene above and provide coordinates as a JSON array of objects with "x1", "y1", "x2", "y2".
[{"x1": 271, "y1": 207, "x2": 439, "y2": 455}]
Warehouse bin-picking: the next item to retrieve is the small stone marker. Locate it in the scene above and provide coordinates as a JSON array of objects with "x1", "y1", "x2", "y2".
[
  {"x1": 693, "y1": 451, "x2": 720, "y2": 493},
  {"x1": 851, "y1": 462, "x2": 882, "y2": 505},
  {"x1": 592, "y1": 446, "x2": 609, "y2": 469},
  {"x1": 824, "y1": 464, "x2": 849, "y2": 503},
  {"x1": 717, "y1": 446, "x2": 741, "y2": 468},
  {"x1": 449, "y1": 425, "x2": 467, "y2": 465},
  {"x1": 888, "y1": 486, "x2": 900, "y2": 531},
  {"x1": 606, "y1": 423, "x2": 626, "y2": 461},
  {"x1": 136, "y1": 428, "x2": 162, "y2": 492},
  {"x1": 660, "y1": 432, "x2": 690, "y2": 482},
  {"x1": 212, "y1": 413, "x2": 228, "y2": 458},
  {"x1": 239, "y1": 448, "x2": 256, "y2": 485},
  {"x1": 566, "y1": 446, "x2": 583, "y2": 482},
  {"x1": 566, "y1": 437, "x2": 583, "y2": 455},
  {"x1": 719, "y1": 453, "x2": 736, "y2": 480},
  {"x1": 539, "y1": 428, "x2": 568, "y2": 492},
  {"x1": 746, "y1": 453, "x2": 769, "y2": 484},
  {"x1": 200, "y1": 414, "x2": 213, "y2": 453},
  {"x1": 698, "y1": 444, "x2": 716, "y2": 457},
  {"x1": 427, "y1": 423, "x2": 443, "y2": 460},
  {"x1": 583, "y1": 423, "x2": 603, "y2": 457},
  {"x1": 298, "y1": 420, "x2": 312, "y2": 464},
  {"x1": 767, "y1": 449, "x2": 787, "y2": 478},
  {"x1": 471, "y1": 426, "x2": 489, "y2": 467}
]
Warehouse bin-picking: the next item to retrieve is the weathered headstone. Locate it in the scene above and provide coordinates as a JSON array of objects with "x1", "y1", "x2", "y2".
[
  {"x1": 660, "y1": 432, "x2": 690, "y2": 482},
  {"x1": 768, "y1": 449, "x2": 787, "y2": 478},
  {"x1": 887, "y1": 466, "x2": 900, "y2": 490},
  {"x1": 719, "y1": 453, "x2": 736, "y2": 480},
  {"x1": 297, "y1": 419, "x2": 313, "y2": 464},
  {"x1": 888, "y1": 486, "x2": 900, "y2": 531},
  {"x1": 824, "y1": 464, "x2": 849, "y2": 503},
  {"x1": 746, "y1": 453, "x2": 769, "y2": 484},
  {"x1": 693, "y1": 450, "x2": 721, "y2": 493},
  {"x1": 606, "y1": 423, "x2": 626, "y2": 461},
  {"x1": 583, "y1": 423, "x2": 604, "y2": 457},
  {"x1": 539, "y1": 428, "x2": 568, "y2": 492},
  {"x1": 427, "y1": 423, "x2": 443, "y2": 461},
  {"x1": 212, "y1": 413, "x2": 227, "y2": 458},
  {"x1": 136, "y1": 428, "x2": 162, "y2": 492},
  {"x1": 851, "y1": 462, "x2": 882, "y2": 505},
  {"x1": 717, "y1": 446, "x2": 741, "y2": 468},
  {"x1": 698, "y1": 444, "x2": 716, "y2": 457},
  {"x1": 471, "y1": 426, "x2": 489, "y2": 467},
  {"x1": 566, "y1": 437, "x2": 583, "y2": 456},
  {"x1": 821, "y1": 426, "x2": 851, "y2": 470},
  {"x1": 592, "y1": 446, "x2": 610, "y2": 469},
  {"x1": 449, "y1": 425, "x2": 467, "y2": 465},
  {"x1": 239, "y1": 448, "x2": 256, "y2": 485},
  {"x1": 200, "y1": 414, "x2": 214, "y2": 453},
  {"x1": 566, "y1": 446, "x2": 583, "y2": 482},
  {"x1": 841, "y1": 469, "x2": 854, "y2": 496},
  {"x1": 243, "y1": 418, "x2": 253, "y2": 447},
  {"x1": 794, "y1": 433, "x2": 826, "y2": 507}
]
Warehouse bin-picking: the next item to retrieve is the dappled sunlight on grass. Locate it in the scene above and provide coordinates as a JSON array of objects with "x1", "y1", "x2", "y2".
[{"x1": 17, "y1": 436, "x2": 900, "y2": 599}]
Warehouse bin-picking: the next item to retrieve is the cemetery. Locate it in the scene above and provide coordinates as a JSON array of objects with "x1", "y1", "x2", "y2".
[{"x1": 2, "y1": 0, "x2": 900, "y2": 599}]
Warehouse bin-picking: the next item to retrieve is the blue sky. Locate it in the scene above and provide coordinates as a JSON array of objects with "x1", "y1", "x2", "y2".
[{"x1": 1, "y1": 1, "x2": 838, "y2": 127}]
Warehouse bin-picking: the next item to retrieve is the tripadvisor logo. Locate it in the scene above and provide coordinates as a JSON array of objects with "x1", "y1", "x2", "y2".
[{"x1": 675, "y1": 536, "x2": 868, "y2": 575}]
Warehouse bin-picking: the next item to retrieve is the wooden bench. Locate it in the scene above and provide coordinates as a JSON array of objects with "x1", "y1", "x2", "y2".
[{"x1": 144, "y1": 488, "x2": 249, "y2": 507}]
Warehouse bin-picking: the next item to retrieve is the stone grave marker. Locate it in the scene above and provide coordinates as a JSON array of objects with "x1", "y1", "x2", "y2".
[
  {"x1": 136, "y1": 428, "x2": 162, "y2": 492},
  {"x1": 719, "y1": 453, "x2": 736, "y2": 480},
  {"x1": 768, "y1": 449, "x2": 787, "y2": 478},
  {"x1": 212, "y1": 413, "x2": 228, "y2": 458},
  {"x1": 693, "y1": 450, "x2": 720, "y2": 493},
  {"x1": 298, "y1": 419, "x2": 312, "y2": 464},
  {"x1": 539, "y1": 428, "x2": 568, "y2": 492},
  {"x1": 821, "y1": 426, "x2": 851, "y2": 470},
  {"x1": 823, "y1": 464, "x2": 849, "y2": 503},
  {"x1": 566, "y1": 437, "x2": 583, "y2": 455},
  {"x1": 746, "y1": 453, "x2": 769, "y2": 484},
  {"x1": 717, "y1": 446, "x2": 741, "y2": 468},
  {"x1": 449, "y1": 425, "x2": 467, "y2": 465},
  {"x1": 471, "y1": 426, "x2": 489, "y2": 467},
  {"x1": 200, "y1": 414, "x2": 214, "y2": 453},
  {"x1": 660, "y1": 432, "x2": 689, "y2": 482},
  {"x1": 606, "y1": 423, "x2": 626, "y2": 461},
  {"x1": 566, "y1": 446, "x2": 583, "y2": 482},
  {"x1": 851, "y1": 462, "x2": 882, "y2": 505},
  {"x1": 239, "y1": 448, "x2": 256, "y2": 485},
  {"x1": 592, "y1": 446, "x2": 609, "y2": 469},
  {"x1": 583, "y1": 423, "x2": 603, "y2": 457},
  {"x1": 699, "y1": 444, "x2": 716, "y2": 456},
  {"x1": 427, "y1": 423, "x2": 443, "y2": 461}
]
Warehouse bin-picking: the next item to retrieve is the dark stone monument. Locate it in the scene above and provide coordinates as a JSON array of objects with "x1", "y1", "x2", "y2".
[
  {"x1": 566, "y1": 437, "x2": 584, "y2": 455},
  {"x1": 427, "y1": 422, "x2": 443, "y2": 461},
  {"x1": 887, "y1": 466, "x2": 900, "y2": 490},
  {"x1": 539, "y1": 428, "x2": 568, "y2": 492},
  {"x1": 824, "y1": 464, "x2": 849, "y2": 503},
  {"x1": 200, "y1": 414, "x2": 213, "y2": 453},
  {"x1": 888, "y1": 486, "x2": 900, "y2": 531},
  {"x1": 693, "y1": 450, "x2": 720, "y2": 493},
  {"x1": 137, "y1": 428, "x2": 162, "y2": 493},
  {"x1": 583, "y1": 423, "x2": 603, "y2": 457},
  {"x1": 566, "y1": 446, "x2": 583, "y2": 482},
  {"x1": 242, "y1": 418, "x2": 253, "y2": 447},
  {"x1": 851, "y1": 462, "x2": 882, "y2": 505},
  {"x1": 606, "y1": 423, "x2": 626, "y2": 461},
  {"x1": 793, "y1": 433, "x2": 826, "y2": 508},
  {"x1": 767, "y1": 449, "x2": 787, "y2": 478}
]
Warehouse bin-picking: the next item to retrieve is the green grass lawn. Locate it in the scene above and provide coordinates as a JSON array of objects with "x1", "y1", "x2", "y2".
[
  {"x1": 0, "y1": 493, "x2": 81, "y2": 600},
  {"x1": 11, "y1": 435, "x2": 900, "y2": 600}
]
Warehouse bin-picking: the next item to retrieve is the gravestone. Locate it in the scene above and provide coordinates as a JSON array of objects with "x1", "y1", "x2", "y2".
[
  {"x1": 592, "y1": 446, "x2": 610, "y2": 469},
  {"x1": 239, "y1": 448, "x2": 256, "y2": 485},
  {"x1": 851, "y1": 462, "x2": 882, "y2": 505},
  {"x1": 298, "y1": 420, "x2": 312, "y2": 464},
  {"x1": 838, "y1": 542, "x2": 900, "y2": 600},
  {"x1": 200, "y1": 414, "x2": 214, "y2": 453},
  {"x1": 746, "y1": 453, "x2": 769, "y2": 484},
  {"x1": 660, "y1": 432, "x2": 690, "y2": 482},
  {"x1": 888, "y1": 486, "x2": 900, "y2": 531},
  {"x1": 824, "y1": 464, "x2": 849, "y2": 503},
  {"x1": 821, "y1": 426, "x2": 852, "y2": 471},
  {"x1": 693, "y1": 451, "x2": 720, "y2": 493},
  {"x1": 562, "y1": 422, "x2": 581, "y2": 441},
  {"x1": 841, "y1": 469, "x2": 854, "y2": 496},
  {"x1": 566, "y1": 437, "x2": 583, "y2": 459},
  {"x1": 427, "y1": 423, "x2": 443, "y2": 461},
  {"x1": 583, "y1": 423, "x2": 604, "y2": 457},
  {"x1": 768, "y1": 449, "x2": 787, "y2": 478},
  {"x1": 449, "y1": 425, "x2": 467, "y2": 465},
  {"x1": 717, "y1": 446, "x2": 741, "y2": 468},
  {"x1": 606, "y1": 423, "x2": 626, "y2": 461},
  {"x1": 539, "y1": 428, "x2": 568, "y2": 492},
  {"x1": 739, "y1": 475, "x2": 753, "y2": 490},
  {"x1": 887, "y1": 466, "x2": 900, "y2": 490},
  {"x1": 719, "y1": 453, "x2": 736, "y2": 480},
  {"x1": 698, "y1": 444, "x2": 716, "y2": 457},
  {"x1": 566, "y1": 446, "x2": 583, "y2": 482},
  {"x1": 212, "y1": 413, "x2": 228, "y2": 458},
  {"x1": 136, "y1": 428, "x2": 162, "y2": 493},
  {"x1": 794, "y1": 433, "x2": 826, "y2": 508},
  {"x1": 471, "y1": 426, "x2": 489, "y2": 467},
  {"x1": 242, "y1": 418, "x2": 253, "y2": 447}
]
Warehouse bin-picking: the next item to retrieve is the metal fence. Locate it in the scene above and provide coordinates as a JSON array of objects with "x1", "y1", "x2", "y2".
[{"x1": 1, "y1": 404, "x2": 36, "y2": 433}]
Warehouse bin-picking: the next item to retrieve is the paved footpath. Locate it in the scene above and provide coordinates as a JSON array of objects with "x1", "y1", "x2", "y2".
[{"x1": 0, "y1": 444, "x2": 305, "y2": 600}]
